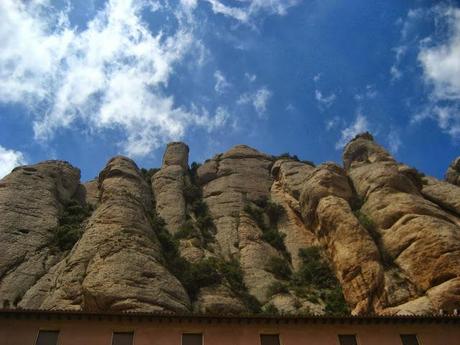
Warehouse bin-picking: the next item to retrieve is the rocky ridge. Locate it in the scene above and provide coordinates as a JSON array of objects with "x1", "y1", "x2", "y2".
[{"x1": 0, "y1": 134, "x2": 459, "y2": 316}]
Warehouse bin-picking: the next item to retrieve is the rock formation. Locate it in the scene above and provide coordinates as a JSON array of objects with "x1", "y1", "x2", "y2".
[
  {"x1": 446, "y1": 157, "x2": 460, "y2": 186},
  {"x1": 0, "y1": 134, "x2": 459, "y2": 316}
]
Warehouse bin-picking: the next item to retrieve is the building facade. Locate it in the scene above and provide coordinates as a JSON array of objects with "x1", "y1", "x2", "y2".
[{"x1": 1, "y1": 310, "x2": 459, "y2": 345}]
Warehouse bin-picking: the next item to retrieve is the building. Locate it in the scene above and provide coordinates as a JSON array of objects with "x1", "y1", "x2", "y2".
[{"x1": 1, "y1": 309, "x2": 459, "y2": 345}]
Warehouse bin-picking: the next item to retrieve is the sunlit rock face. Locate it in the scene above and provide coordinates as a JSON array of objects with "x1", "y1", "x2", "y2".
[{"x1": 1, "y1": 134, "x2": 460, "y2": 316}]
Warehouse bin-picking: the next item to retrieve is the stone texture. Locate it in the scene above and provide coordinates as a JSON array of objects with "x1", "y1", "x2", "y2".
[
  {"x1": 152, "y1": 142, "x2": 188, "y2": 234},
  {"x1": 194, "y1": 284, "x2": 247, "y2": 314},
  {"x1": 82, "y1": 179, "x2": 99, "y2": 208},
  {"x1": 344, "y1": 134, "x2": 460, "y2": 314},
  {"x1": 271, "y1": 159, "x2": 315, "y2": 201},
  {"x1": 267, "y1": 293, "x2": 324, "y2": 315},
  {"x1": 20, "y1": 156, "x2": 190, "y2": 312},
  {"x1": 300, "y1": 163, "x2": 383, "y2": 315},
  {"x1": 421, "y1": 176, "x2": 460, "y2": 218},
  {"x1": 2, "y1": 137, "x2": 460, "y2": 316},
  {"x1": 446, "y1": 157, "x2": 460, "y2": 186},
  {"x1": 197, "y1": 145, "x2": 273, "y2": 257},
  {"x1": 0, "y1": 161, "x2": 81, "y2": 307},
  {"x1": 270, "y1": 179, "x2": 316, "y2": 271},
  {"x1": 237, "y1": 214, "x2": 281, "y2": 303}
]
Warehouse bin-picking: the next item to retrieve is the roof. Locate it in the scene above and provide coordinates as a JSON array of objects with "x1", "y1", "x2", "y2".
[{"x1": 1, "y1": 309, "x2": 459, "y2": 325}]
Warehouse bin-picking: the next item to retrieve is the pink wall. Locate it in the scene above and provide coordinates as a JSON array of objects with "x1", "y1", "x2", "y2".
[{"x1": 1, "y1": 317, "x2": 459, "y2": 345}]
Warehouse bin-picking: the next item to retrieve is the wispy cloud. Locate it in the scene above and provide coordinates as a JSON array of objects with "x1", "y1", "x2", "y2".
[
  {"x1": 315, "y1": 89, "x2": 336, "y2": 109},
  {"x1": 335, "y1": 113, "x2": 369, "y2": 149},
  {"x1": 214, "y1": 70, "x2": 231, "y2": 94},
  {"x1": 238, "y1": 87, "x2": 272, "y2": 116},
  {"x1": 415, "y1": 5, "x2": 460, "y2": 140},
  {"x1": 387, "y1": 129, "x2": 402, "y2": 153},
  {"x1": 418, "y1": 7, "x2": 460, "y2": 101},
  {"x1": 0, "y1": 146, "x2": 27, "y2": 179},
  {"x1": 204, "y1": 0, "x2": 299, "y2": 24},
  {"x1": 0, "y1": 0, "x2": 226, "y2": 157}
]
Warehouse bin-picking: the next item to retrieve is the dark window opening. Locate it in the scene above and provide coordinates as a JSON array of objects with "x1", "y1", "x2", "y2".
[
  {"x1": 338, "y1": 334, "x2": 358, "y2": 345},
  {"x1": 112, "y1": 332, "x2": 134, "y2": 345},
  {"x1": 400, "y1": 334, "x2": 420, "y2": 345},
  {"x1": 182, "y1": 333, "x2": 203, "y2": 345},
  {"x1": 260, "y1": 334, "x2": 281, "y2": 345},
  {"x1": 35, "y1": 330, "x2": 59, "y2": 345}
]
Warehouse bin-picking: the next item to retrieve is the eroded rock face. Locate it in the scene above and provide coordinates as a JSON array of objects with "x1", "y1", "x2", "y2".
[
  {"x1": 270, "y1": 160, "x2": 317, "y2": 270},
  {"x1": 152, "y1": 142, "x2": 189, "y2": 235},
  {"x1": 446, "y1": 157, "x2": 460, "y2": 186},
  {"x1": 20, "y1": 156, "x2": 190, "y2": 312},
  {"x1": 344, "y1": 134, "x2": 460, "y2": 314},
  {"x1": 2, "y1": 136, "x2": 460, "y2": 316},
  {"x1": 0, "y1": 161, "x2": 81, "y2": 307},
  {"x1": 300, "y1": 163, "x2": 383, "y2": 315},
  {"x1": 197, "y1": 145, "x2": 274, "y2": 257}
]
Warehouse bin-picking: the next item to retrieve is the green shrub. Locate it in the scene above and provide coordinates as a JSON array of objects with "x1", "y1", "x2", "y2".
[
  {"x1": 183, "y1": 183, "x2": 201, "y2": 204},
  {"x1": 262, "y1": 229, "x2": 288, "y2": 256},
  {"x1": 265, "y1": 201, "x2": 285, "y2": 224},
  {"x1": 266, "y1": 256, "x2": 292, "y2": 280},
  {"x1": 243, "y1": 204, "x2": 266, "y2": 230},
  {"x1": 295, "y1": 247, "x2": 338, "y2": 289},
  {"x1": 294, "y1": 246, "x2": 349, "y2": 315},
  {"x1": 323, "y1": 286, "x2": 349, "y2": 316},
  {"x1": 189, "y1": 162, "x2": 201, "y2": 184},
  {"x1": 174, "y1": 221, "x2": 199, "y2": 240},
  {"x1": 244, "y1": 200, "x2": 289, "y2": 260},
  {"x1": 140, "y1": 168, "x2": 160, "y2": 183},
  {"x1": 266, "y1": 281, "x2": 289, "y2": 297},
  {"x1": 354, "y1": 210, "x2": 377, "y2": 234},
  {"x1": 275, "y1": 153, "x2": 300, "y2": 161},
  {"x1": 262, "y1": 303, "x2": 280, "y2": 315},
  {"x1": 49, "y1": 200, "x2": 93, "y2": 252},
  {"x1": 213, "y1": 257, "x2": 261, "y2": 313}
]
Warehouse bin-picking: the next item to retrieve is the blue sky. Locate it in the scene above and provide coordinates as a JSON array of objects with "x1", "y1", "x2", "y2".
[{"x1": 1, "y1": 0, "x2": 460, "y2": 180}]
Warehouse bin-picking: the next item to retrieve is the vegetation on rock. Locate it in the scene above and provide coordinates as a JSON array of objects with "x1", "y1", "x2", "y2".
[
  {"x1": 244, "y1": 197, "x2": 290, "y2": 260},
  {"x1": 49, "y1": 200, "x2": 93, "y2": 252},
  {"x1": 140, "y1": 167, "x2": 160, "y2": 184}
]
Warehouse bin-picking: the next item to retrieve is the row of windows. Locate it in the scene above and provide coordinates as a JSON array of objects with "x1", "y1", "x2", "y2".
[{"x1": 35, "y1": 330, "x2": 421, "y2": 345}]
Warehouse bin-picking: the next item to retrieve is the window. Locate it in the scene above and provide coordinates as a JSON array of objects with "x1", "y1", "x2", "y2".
[
  {"x1": 182, "y1": 333, "x2": 203, "y2": 345},
  {"x1": 400, "y1": 334, "x2": 420, "y2": 345},
  {"x1": 338, "y1": 334, "x2": 358, "y2": 345},
  {"x1": 112, "y1": 332, "x2": 134, "y2": 345},
  {"x1": 35, "y1": 331, "x2": 59, "y2": 345},
  {"x1": 260, "y1": 334, "x2": 280, "y2": 345}
]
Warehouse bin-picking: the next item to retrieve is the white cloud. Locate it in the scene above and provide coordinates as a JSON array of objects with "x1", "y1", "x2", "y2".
[
  {"x1": 245, "y1": 72, "x2": 256, "y2": 82},
  {"x1": 214, "y1": 70, "x2": 231, "y2": 94},
  {"x1": 354, "y1": 85, "x2": 377, "y2": 101},
  {"x1": 313, "y1": 73, "x2": 321, "y2": 82},
  {"x1": 0, "y1": 146, "x2": 27, "y2": 179},
  {"x1": 325, "y1": 116, "x2": 340, "y2": 131},
  {"x1": 419, "y1": 7, "x2": 460, "y2": 101},
  {"x1": 387, "y1": 130, "x2": 402, "y2": 153},
  {"x1": 315, "y1": 89, "x2": 336, "y2": 109},
  {"x1": 415, "y1": 5, "x2": 460, "y2": 140},
  {"x1": 204, "y1": 0, "x2": 299, "y2": 24},
  {"x1": 0, "y1": 0, "x2": 224, "y2": 157},
  {"x1": 336, "y1": 114, "x2": 369, "y2": 149},
  {"x1": 390, "y1": 46, "x2": 406, "y2": 81},
  {"x1": 238, "y1": 87, "x2": 272, "y2": 116}
]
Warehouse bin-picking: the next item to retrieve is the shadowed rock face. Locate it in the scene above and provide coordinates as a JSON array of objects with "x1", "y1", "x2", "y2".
[
  {"x1": 0, "y1": 161, "x2": 81, "y2": 308},
  {"x1": 1, "y1": 135, "x2": 460, "y2": 315}
]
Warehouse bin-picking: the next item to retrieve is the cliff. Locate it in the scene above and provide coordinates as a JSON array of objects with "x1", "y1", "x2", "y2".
[{"x1": 1, "y1": 133, "x2": 459, "y2": 316}]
